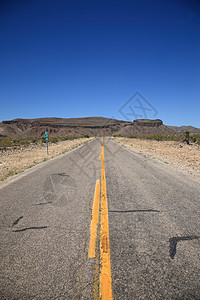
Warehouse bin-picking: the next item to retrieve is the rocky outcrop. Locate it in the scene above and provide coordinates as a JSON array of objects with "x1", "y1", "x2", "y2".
[
  {"x1": 132, "y1": 119, "x2": 163, "y2": 127},
  {"x1": 118, "y1": 119, "x2": 176, "y2": 136}
]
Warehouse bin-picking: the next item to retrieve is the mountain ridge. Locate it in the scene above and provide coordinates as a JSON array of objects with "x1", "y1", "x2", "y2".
[{"x1": 0, "y1": 117, "x2": 199, "y2": 138}]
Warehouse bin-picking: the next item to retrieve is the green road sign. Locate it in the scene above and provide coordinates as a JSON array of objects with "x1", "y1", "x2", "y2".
[{"x1": 45, "y1": 131, "x2": 48, "y2": 142}]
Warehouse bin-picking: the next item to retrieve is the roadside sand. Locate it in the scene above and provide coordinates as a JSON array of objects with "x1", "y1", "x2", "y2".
[
  {"x1": 0, "y1": 138, "x2": 93, "y2": 181},
  {"x1": 114, "y1": 137, "x2": 200, "y2": 182}
]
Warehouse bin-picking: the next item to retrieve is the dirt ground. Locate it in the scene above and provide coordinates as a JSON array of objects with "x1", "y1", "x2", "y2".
[
  {"x1": 0, "y1": 138, "x2": 93, "y2": 181},
  {"x1": 114, "y1": 137, "x2": 200, "y2": 182}
]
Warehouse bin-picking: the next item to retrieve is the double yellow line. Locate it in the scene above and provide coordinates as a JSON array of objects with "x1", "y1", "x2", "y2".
[{"x1": 88, "y1": 137, "x2": 113, "y2": 299}]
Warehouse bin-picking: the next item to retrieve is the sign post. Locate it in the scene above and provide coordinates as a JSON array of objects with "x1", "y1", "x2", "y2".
[{"x1": 45, "y1": 130, "x2": 49, "y2": 155}]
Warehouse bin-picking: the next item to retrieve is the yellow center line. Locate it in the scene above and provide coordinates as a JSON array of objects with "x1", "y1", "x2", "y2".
[
  {"x1": 88, "y1": 179, "x2": 100, "y2": 258},
  {"x1": 88, "y1": 137, "x2": 113, "y2": 299},
  {"x1": 100, "y1": 138, "x2": 113, "y2": 300}
]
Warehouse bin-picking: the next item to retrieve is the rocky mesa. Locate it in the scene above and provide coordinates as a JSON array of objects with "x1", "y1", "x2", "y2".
[
  {"x1": 0, "y1": 117, "x2": 199, "y2": 138},
  {"x1": 0, "y1": 117, "x2": 129, "y2": 138}
]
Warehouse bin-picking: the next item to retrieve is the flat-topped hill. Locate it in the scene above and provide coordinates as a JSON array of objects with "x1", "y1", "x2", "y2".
[
  {"x1": 0, "y1": 117, "x2": 199, "y2": 138},
  {"x1": 0, "y1": 117, "x2": 129, "y2": 138}
]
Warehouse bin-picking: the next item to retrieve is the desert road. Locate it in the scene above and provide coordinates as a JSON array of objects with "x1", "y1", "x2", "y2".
[{"x1": 0, "y1": 137, "x2": 200, "y2": 299}]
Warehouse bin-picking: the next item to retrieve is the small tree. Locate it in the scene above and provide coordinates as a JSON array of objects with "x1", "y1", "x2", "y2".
[{"x1": 184, "y1": 130, "x2": 190, "y2": 145}]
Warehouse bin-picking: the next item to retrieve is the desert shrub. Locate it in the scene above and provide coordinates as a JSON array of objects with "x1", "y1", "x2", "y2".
[
  {"x1": 12, "y1": 138, "x2": 20, "y2": 145},
  {"x1": 116, "y1": 134, "x2": 183, "y2": 142},
  {"x1": 0, "y1": 135, "x2": 87, "y2": 149},
  {"x1": 29, "y1": 137, "x2": 37, "y2": 143},
  {"x1": 61, "y1": 136, "x2": 77, "y2": 141},
  {"x1": 124, "y1": 135, "x2": 137, "y2": 139},
  {"x1": 49, "y1": 137, "x2": 59, "y2": 143},
  {"x1": 183, "y1": 130, "x2": 190, "y2": 144},
  {"x1": 21, "y1": 138, "x2": 31, "y2": 145},
  {"x1": 190, "y1": 134, "x2": 200, "y2": 145},
  {"x1": 0, "y1": 137, "x2": 39, "y2": 149},
  {"x1": 191, "y1": 136, "x2": 196, "y2": 143},
  {"x1": 83, "y1": 134, "x2": 90, "y2": 138},
  {"x1": 0, "y1": 137, "x2": 13, "y2": 149}
]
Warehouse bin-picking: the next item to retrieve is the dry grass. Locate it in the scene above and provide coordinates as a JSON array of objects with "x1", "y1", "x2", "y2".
[
  {"x1": 114, "y1": 137, "x2": 200, "y2": 182},
  {"x1": 0, "y1": 138, "x2": 94, "y2": 181}
]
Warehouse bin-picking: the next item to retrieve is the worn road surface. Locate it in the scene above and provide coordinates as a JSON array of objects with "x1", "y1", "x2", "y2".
[{"x1": 0, "y1": 138, "x2": 200, "y2": 299}]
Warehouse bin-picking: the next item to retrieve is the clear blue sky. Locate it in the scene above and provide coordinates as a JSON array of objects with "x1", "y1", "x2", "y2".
[{"x1": 0, "y1": 0, "x2": 200, "y2": 127}]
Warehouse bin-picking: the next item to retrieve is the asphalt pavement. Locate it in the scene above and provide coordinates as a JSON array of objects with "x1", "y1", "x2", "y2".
[{"x1": 0, "y1": 137, "x2": 200, "y2": 299}]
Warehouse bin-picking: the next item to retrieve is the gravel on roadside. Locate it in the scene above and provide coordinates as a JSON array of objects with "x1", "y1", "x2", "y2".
[
  {"x1": 113, "y1": 137, "x2": 200, "y2": 182},
  {"x1": 0, "y1": 138, "x2": 94, "y2": 181}
]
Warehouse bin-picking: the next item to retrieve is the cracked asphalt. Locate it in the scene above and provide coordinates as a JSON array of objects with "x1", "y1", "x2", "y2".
[{"x1": 0, "y1": 137, "x2": 200, "y2": 299}]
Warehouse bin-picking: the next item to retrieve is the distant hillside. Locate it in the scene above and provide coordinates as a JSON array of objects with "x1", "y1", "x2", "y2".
[
  {"x1": 118, "y1": 119, "x2": 176, "y2": 136},
  {"x1": 168, "y1": 125, "x2": 200, "y2": 134},
  {"x1": 0, "y1": 117, "x2": 199, "y2": 138},
  {"x1": 0, "y1": 117, "x2": 129, "y2": 138}
]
